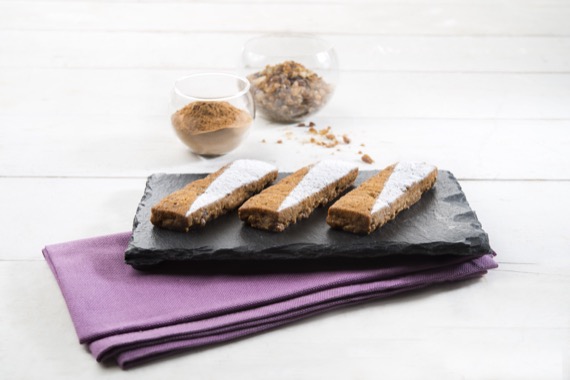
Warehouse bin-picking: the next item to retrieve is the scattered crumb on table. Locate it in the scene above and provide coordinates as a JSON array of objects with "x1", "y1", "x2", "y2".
[{"x1": 361, "y1": 154, "x2": 374, "y2": 164}]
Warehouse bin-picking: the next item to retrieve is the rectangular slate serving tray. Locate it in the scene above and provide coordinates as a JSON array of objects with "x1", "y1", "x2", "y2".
[{"x1": 125, "y1": 170, "x2": 490, "y2": 267}]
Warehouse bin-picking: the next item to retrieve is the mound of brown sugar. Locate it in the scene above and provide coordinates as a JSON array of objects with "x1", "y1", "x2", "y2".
[{"x1": 171, "y1": 101, "x2": 252, "y2": 136}]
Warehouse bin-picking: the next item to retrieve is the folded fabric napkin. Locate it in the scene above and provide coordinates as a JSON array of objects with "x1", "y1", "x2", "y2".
[{"x1": 43, "y1": 232, "x2": 497, "y2": 369}]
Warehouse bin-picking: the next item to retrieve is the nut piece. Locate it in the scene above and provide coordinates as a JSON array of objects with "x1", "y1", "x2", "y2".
[
  {"x1": 361, "y1": 154, "x2": 374, "y2": 164},
  {"x1": 343, "y1": 135, "x2": 351, "y2": 144}
]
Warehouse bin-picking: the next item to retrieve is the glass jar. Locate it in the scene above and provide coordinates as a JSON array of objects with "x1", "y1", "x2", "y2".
[
  {"x1": 242, "y1": 34, "x2": 339, "y2": 123},
  {"x1": 171, "y1": 73, "x2": 254, "y2": 156}
]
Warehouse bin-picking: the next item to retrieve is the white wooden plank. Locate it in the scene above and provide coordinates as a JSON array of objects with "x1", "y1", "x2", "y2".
[
  {"x1": 1, "y1": 261, "x2": 567, "y2": 379},
  {"x1": 1, "y1": 178, "x2": 569, "y2": 271},
  {"x1": 1, "y1": 115, "x2": 569, "y2": 179},
  {"x1": 11, "y1": 0, "x2": 570, "y2": 4},
  {"x1": 1, "y1": 2, "x2": 569, "y2": 36},
  {"x1": 0, "y1": 69, "x2": 569, "y2": 119},
  {"x1": 0, "y1": 178, "x2": 146, "y2": 261},
  {"x1": 460, "y1": 181, "x2": 570, "y2": 272},
  {"x1": 2, "y1": 31, "x2": 570, "y2": 73}
]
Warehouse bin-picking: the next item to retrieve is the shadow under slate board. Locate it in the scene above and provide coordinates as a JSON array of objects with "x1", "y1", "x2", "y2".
[{"x1": 124, "y1": 170, "x2": 491, "y2": 268}]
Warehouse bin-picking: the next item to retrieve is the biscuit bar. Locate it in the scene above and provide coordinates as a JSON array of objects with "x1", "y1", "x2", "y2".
[
  {"x1": 238, "y1": 160, "x2": 359, "y2": 232},
  {"x1": 151, "y1": 159, "x2": 278, "y2": 232},
  {"x1": 327, "y1": 162, "x2": 438, "y2": 234}
]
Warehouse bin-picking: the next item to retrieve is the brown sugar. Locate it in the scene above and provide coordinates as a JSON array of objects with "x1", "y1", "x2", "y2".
[
  {"x1": 171, "y1": 101, "x2": 252, "y2": 155},
  {"x1": 171, "y1": 101, "x2": 251, "y2": 135}
]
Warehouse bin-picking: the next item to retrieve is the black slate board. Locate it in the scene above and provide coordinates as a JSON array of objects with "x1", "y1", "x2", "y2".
[{"x1": 125, "y1": 170, "x2": 490, "y2": 267}]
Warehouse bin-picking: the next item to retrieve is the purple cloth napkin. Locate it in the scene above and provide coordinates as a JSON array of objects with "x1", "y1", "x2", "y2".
[{"x1": 43, "y1": 232, "x2": 497, "y2": 369}]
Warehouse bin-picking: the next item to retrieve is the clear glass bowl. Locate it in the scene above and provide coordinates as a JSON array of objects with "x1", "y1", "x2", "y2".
[
  {"x1": 241, "y1": 34, "x2": 338, "y2": 123},
  {"x1": 170, "y1": 73, "x2": 254, "y2": 156}
]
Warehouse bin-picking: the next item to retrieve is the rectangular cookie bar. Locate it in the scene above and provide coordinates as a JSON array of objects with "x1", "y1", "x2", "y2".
[
  {"x1": 327, "y1": 162, "x2": 438, "y2": 234},
  {"x1": 151, "y1": 159, "x2": 278, "y2": 231},
  {"x1": 238, "y1": 160, "x2": 359, "y2": 232}
]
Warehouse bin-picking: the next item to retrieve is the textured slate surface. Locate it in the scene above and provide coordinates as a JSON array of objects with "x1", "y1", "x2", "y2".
[{"x1": 125, "y1": 170, "x2": 490, "y2": 267}]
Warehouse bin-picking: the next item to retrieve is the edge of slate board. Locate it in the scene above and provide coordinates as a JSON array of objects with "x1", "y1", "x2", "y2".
[{"x1": 125, "y1": 170, "x2": 491, "y2": 267}]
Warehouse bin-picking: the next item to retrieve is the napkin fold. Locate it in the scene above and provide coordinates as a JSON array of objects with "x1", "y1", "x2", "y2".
[{"x1": 43, "y1": 232, "x2": 497, "y2": 369}]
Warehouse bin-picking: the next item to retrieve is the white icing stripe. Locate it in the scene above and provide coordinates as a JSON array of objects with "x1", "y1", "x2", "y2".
[
  {"x1": 277, "y1": 160, "x2": 357, "y2": 212},
  {"x1": 187, "y1": 159, "x2": 276, "y2": 216},
  {"x1": 371, "y1": 162, "x2": 436, "y2": 214}
]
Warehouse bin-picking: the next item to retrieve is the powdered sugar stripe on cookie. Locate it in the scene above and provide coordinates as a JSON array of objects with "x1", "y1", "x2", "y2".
[
  {"x1": 371, "y1": 162, "x2": 436, "y2": 214},
  {"x1": 278, "y1": 160, "x2": 358, "y2": 212},
  {"x1": 187, "y1": 160, "x2": 277, "y2": 216}
]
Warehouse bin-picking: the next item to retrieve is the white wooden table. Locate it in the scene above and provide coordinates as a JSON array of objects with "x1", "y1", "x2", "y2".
[{"x1": 1, "y1": 0, "x2": 569, "y2": 378}]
